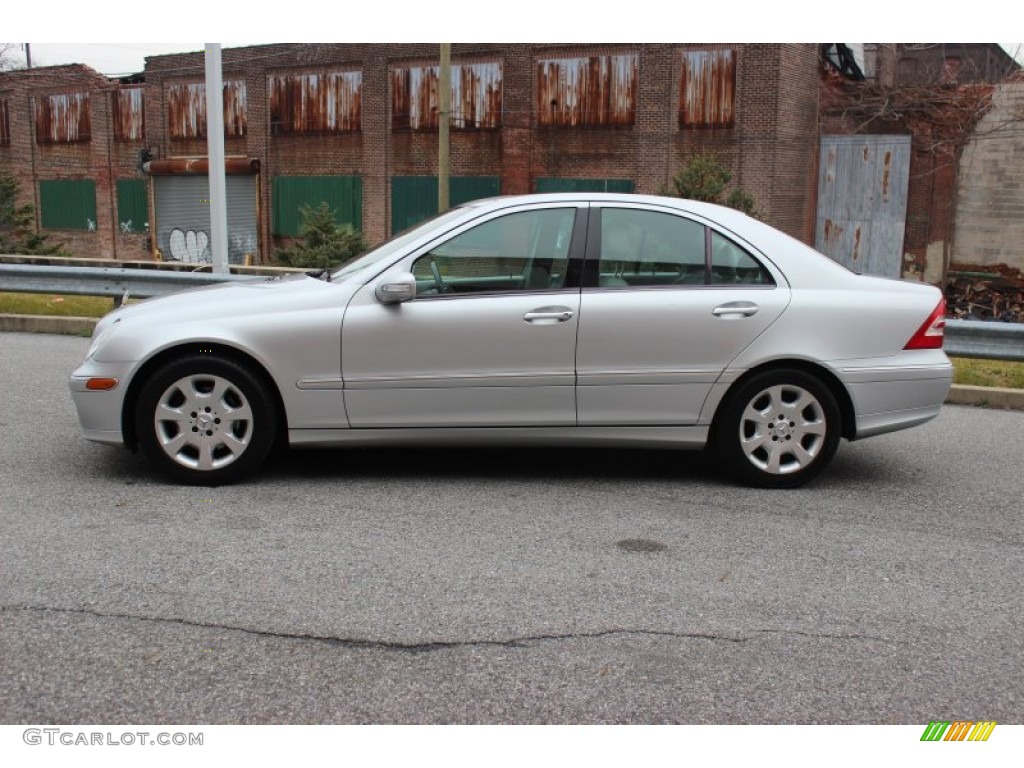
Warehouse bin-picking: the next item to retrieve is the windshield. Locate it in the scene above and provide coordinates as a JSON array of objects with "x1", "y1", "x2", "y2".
[{"x1": 331, "y1": 207, "x2": 471, "y2": 282}]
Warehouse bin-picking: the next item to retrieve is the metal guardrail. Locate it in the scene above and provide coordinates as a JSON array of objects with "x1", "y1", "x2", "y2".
[
  {"x1": 0, "y1": 263, "x2": 263, "y2": 301},
  {"x1": 1, "y1": 264, "x2": 1022, "y2": 360},
  {"x1": 944, "y1": 319, "x2": 1024, "y2": 362}
]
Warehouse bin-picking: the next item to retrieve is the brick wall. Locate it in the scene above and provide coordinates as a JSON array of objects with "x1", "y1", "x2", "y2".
[
  {"x1": 0, "y1": 64, "x2": 151, "y2": 260},
  {"x1": 3, "y1": 44, "x2": 824, "y2": 261}
]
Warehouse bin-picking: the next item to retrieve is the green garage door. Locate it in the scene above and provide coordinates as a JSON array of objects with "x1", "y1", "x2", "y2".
[
  {"x1": 272, "y1": 176, "x2": 362, "y2": 236},
  {"x1": 391, "y1": 176, "x2": 500, "y2": 234},
  {"x1": 39, "y1": 179, "x2": 97, "y2": 231}
]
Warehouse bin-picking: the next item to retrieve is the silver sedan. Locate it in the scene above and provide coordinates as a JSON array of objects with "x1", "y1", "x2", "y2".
[{"x1": 70, "y1": 194, "x2": 952, "y2": 487}]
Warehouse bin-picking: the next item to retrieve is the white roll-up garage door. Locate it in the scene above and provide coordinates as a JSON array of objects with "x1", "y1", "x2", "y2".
[{"x1": 153, "y1": 175, "x2": 259, "y2": 264}]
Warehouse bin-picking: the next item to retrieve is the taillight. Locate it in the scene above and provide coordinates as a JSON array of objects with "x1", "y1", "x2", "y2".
[{"x1": 904, "y1": 299, "x2": 946, "y2": 350}]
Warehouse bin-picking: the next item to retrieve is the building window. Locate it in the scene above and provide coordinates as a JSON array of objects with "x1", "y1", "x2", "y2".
[
  {"x1": 271, "y1": 176, "x2": 363, "y2": 237},
  {"x1": 537, "y1": 54, "x2": 637, "y2": 128},
  {"x1": 680, "y1": 50, "x2": 736, "y2": 129},
  {"x1": 534, "y1": 178, "x2": 635, "y2": 194},
  {"x1": 0, "y1": 98, "x2": 10, "y2": 146},
  {"x1": 116, "y1": 179, "x2": 148, "y2": 233},
  {"x1": 167, "y1": 80, "x2": 247, "y2": 140},
  {"x1": 113, "y1": 87, "x2": 145, "y2": 141},
  {"x1": 392, "y1": 62, "x2": 502, "y2": 131},
  {"x1": 39, "y1": 179, "x2": 97, "y2": 231},
  {"x1": 269, "y1": 70, "x2": 362, "y2": 135},
  {"x1": 34, "y1": 93, "x2": 91, "y2": 144},
  {"x1": 391, "y1": 176, "x2": 500, "y2": 234}
]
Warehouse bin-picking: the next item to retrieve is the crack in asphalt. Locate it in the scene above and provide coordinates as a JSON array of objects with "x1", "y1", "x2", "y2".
[{"x1": 0, "y1": 604, "x2": 892, "y2": 652}]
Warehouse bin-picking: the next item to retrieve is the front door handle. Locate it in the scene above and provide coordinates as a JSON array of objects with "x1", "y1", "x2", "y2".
[
  {"x1": 712, "y1": 302, "x2": 759, "y2": 318},
  {"x1": 524, "y1": 306, "x2": 574, "y2": 323}
]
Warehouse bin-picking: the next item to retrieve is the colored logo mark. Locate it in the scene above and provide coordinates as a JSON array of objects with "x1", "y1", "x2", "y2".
[{"x1": 920, "y1": 721, "x2": 996, "y2": 742}]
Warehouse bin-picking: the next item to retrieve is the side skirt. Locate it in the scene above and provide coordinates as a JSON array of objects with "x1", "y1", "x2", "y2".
[{"x1": 287, "y1": 425, "x2": 710, "y2": 450}]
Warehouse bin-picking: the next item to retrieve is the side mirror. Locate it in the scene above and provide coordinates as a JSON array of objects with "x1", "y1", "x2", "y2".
[{"x1": 374, "y1": 271, "x2": 417, "y2": 304}]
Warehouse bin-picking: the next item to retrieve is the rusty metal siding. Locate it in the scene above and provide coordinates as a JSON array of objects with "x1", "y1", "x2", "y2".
[
  {"x1": 34, "y1": 92, "x2": 91, "y2": 144},
  {"x1": 268, "y1": 70, "x2": 362, "y2": 135},
  {"x1": 0, "y1": 98, "x2": 10, "y2": 145},
  {"x1": 815, "y1": 135, "x2": 912, "y2": 278},
  {"x1": 391, "y1": 62, "x2": 502, "y2": 131},
  {"x1": 222, "y1": 80, "x2": 247, "y2": 137},
  {"x1": 167, "y1": 80, "x2": 247, "y2": 140},
  {"x1": 113, "y1": 87, "x2": 145, "y2": 141},
  {"x1": 680, "y1": 50, "x2": 736, "y2": 128},
  {"x1": 537, "y1": 55, "x2": 637, "y2": 127}
]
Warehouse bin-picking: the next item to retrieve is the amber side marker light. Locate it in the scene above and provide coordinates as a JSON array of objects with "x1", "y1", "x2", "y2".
[{"x1": 85, "y1": 378, "x2": 119, "y2": 391}]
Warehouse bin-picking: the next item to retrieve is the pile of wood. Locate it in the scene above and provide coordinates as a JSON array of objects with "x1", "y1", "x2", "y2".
[{"x1": 945, "y1": 263, "x2": 1024, "y2": 323}]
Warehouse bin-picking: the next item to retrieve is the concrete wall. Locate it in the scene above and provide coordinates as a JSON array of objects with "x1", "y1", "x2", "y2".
[{"x1": 954, "y1": 81, "x2": 1024, "y2": 269}]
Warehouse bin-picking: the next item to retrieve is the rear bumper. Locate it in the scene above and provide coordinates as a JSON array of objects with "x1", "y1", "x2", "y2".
[{"x1": 840, "y1": 355, "x2": 953, "y2": 440}]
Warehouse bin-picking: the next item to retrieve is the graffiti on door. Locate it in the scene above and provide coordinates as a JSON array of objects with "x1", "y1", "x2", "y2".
[{"x1": 168, "y1": 228, "x2": 210, "y2": 263}]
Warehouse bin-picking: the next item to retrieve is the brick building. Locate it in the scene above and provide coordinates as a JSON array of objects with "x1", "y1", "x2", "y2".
[
  {"x1": 0, "y1": 64, "x2": 150, "y2": 260},
  {"x1": 1, "y1": 43, "x2": 822, "y2": 263}
]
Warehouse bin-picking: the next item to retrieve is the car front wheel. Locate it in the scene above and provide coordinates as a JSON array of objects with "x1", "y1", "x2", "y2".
[
  {"x1": 135, "y1": 355, "x2": 277, "y2": 485},
  {"x1": 714, "y1": 369, "x2": 841, "y2": 488}
]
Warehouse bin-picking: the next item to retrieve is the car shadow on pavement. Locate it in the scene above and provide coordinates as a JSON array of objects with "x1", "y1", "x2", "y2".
[
  {"x1": 273, "y1": 445, "x2": 726, "y2": 484},
  {"x1": 75, "y1": 437, "x2": 892, "y2": 491}
]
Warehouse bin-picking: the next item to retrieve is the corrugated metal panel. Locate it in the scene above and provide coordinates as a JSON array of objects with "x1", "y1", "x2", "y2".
[
  {"x1": 268, "y1": 70, "x2": 362, "y2": 134},
  {"x1": 0, "y1": 98, "x2": 10, "y2": 145},
  {"x1": 153, "y1": 175, "x2": 258, "y2": 264},
  {"x1": 392, "y1": 62, "x2": 502, "y2": 130},
  {"x1": 815, "y1": 135, "x2": 911, "y2": 278},
  {"x1": 113, "y1": 87, "x2": 145, "y2": 141},
  {"x1": 391, "y1": 176, "x2": 500, "y2": 234},
  {"x1": 167, "y1": 80, "x2": 247, "y2": 140},
  {"x1": 456, "y1": 62, "x2": 502, "y2": 129},
  {"x1": 223, "y1": 80, "x2": 247, "y2": 137},
  {"x1": 535, "y1": 178, "x2": 635, "y2": 193},
  {"x1": 537, "y1": 55, "x2": 636, "y2": 127},
  {"x1": 34, "y1": 93, "x2": 91, "y2": 144},
  {"x1": 116, "y1": 179, "x2": 148, "y2": 233},
  {"x1": 39, "y1": 179, "x2": 97, "y2": 230},
  {"x1": 271, "y1": 176, "x2": 362, "y2": 236},
  {"x1": 680, "y1": 50, "x2": 736, "y2": 128}
]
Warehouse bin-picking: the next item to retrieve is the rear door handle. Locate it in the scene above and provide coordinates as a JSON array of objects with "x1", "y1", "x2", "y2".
[
  {"x1": 712, "y1": 302, "x2": 759, "y2": 318},
  {"x1": 524, "y1": 306, "x2": 574, "y2": 323}
]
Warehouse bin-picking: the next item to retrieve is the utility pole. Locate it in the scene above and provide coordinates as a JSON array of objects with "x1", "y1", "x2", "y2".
[
  {"x1": 204, "y1": 43, "x2": 229, "y2": 274},
  {"x1": 438, "y1": 43, "x2": 451, "y2": 212}
]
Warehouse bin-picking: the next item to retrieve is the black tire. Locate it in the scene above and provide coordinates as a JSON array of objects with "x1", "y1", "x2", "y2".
[
  {"x1": 135, "y1": 355, "x2": 278, "y2": 485},
  {"x1": 713, "y1": 368, "x2": 841, "y2": 489}
]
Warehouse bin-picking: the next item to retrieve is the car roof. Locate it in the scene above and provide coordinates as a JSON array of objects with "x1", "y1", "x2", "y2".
[{"x1": 464, "y1": 192, "x2": 744, "y2": 221}]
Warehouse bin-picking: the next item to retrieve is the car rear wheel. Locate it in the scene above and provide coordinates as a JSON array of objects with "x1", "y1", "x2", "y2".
[
  {"x1": 135, "y1": 355, "x2": 277, "y2": 485},
  {"x1": 714, "y1": 369, "x2": 841, "y2": 488}
]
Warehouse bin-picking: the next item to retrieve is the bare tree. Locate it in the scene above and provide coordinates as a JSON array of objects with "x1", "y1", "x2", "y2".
[{"x1": 0, "y1": 43, "x2": 25, "y2": 71}]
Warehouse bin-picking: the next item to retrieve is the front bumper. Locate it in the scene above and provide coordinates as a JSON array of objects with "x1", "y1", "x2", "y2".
[{"x1": 69, "y1": 358, "x2": 135, "y2": 446}]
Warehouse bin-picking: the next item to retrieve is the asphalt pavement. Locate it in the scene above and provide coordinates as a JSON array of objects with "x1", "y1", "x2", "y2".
[{"x1": 1, "y1": 332, "x2": 1021, "y2": 723}]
